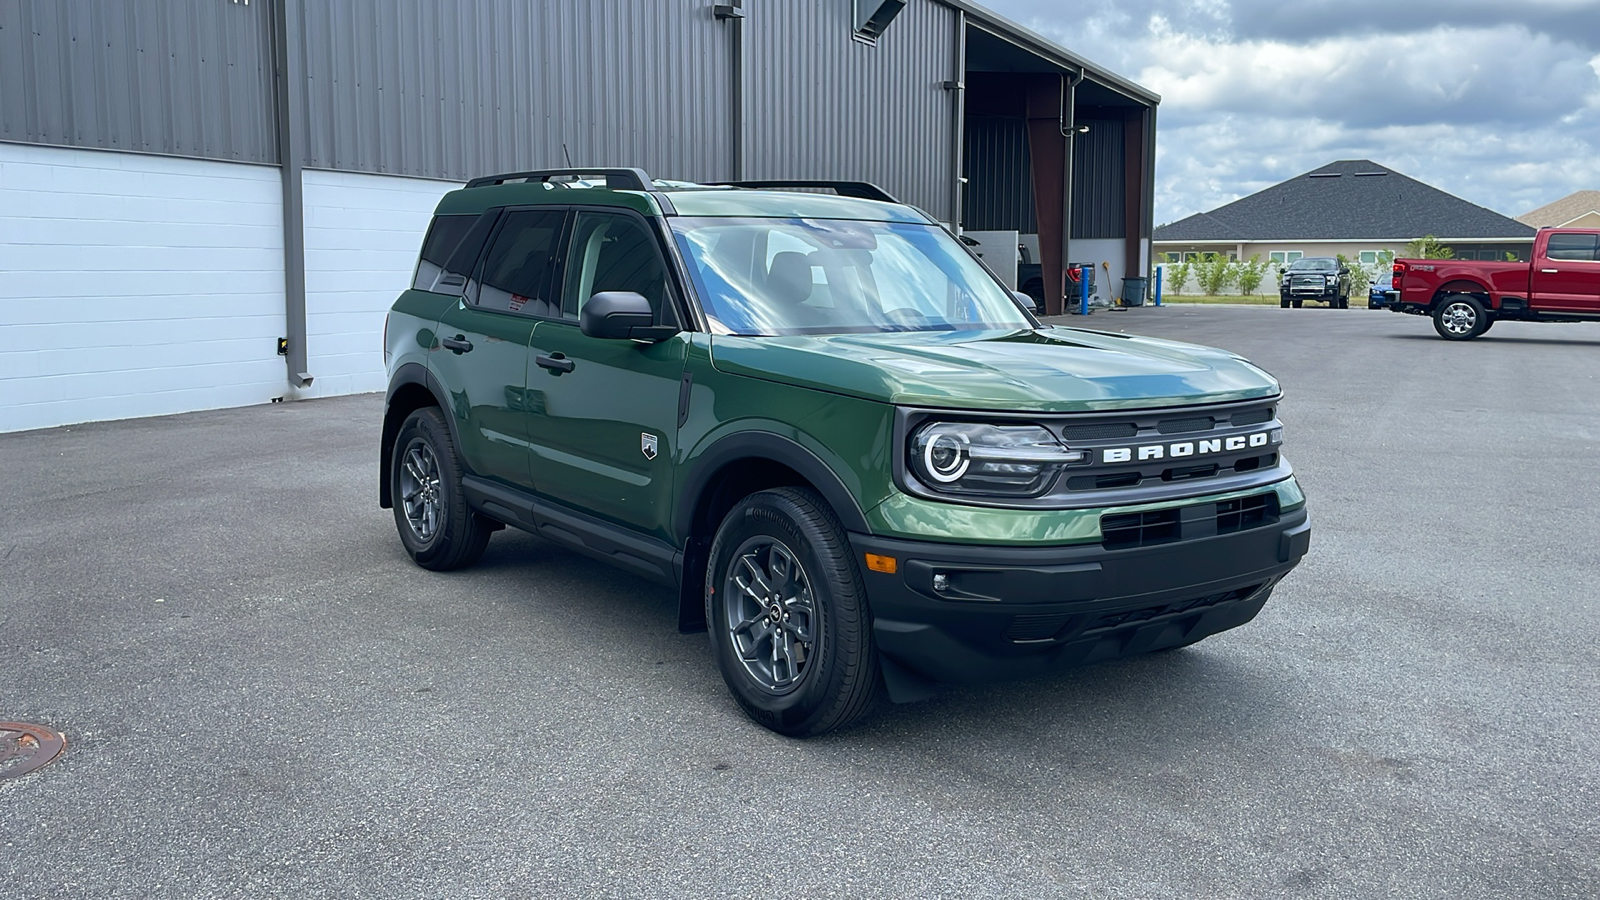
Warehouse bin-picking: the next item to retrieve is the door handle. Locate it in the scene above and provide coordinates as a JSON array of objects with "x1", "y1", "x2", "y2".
[
  {"x1": 1541, "y1": 268, "x2": 1559, "y2": 274},
  {"x1": 441, "y1": 335, "x2": 473, "y2": 354},
  {"x1": 536, "y1": 353, "x2": 575, "y2": 374}
]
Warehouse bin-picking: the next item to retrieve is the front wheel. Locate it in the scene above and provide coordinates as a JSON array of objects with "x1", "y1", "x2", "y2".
[
  {"x1": 705, "y1": 488, "x2": 881, "y2": 737},
  {"x1": 1280, "y1": 295, "x2": 1291, "y2": 309},
  {"x1": 1432, "y1": 294, "x2": 1489, "y2": 340}
]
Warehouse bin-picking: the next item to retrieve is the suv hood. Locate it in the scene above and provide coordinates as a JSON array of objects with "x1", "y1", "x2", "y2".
[{"x1": 709, "y1": 328, "x2": 1280, "y2": 412}]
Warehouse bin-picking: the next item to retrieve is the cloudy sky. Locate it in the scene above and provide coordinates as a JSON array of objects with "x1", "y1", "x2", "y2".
[{"x1": 983, "y1": 0, "x2": 1600, "y2": 225}]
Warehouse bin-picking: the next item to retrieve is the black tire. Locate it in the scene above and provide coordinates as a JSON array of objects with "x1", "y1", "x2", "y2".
[
  {"x1": 1280, "y1": 295, "x2": 1291, "y2": 309},
  {"x1": 391, "y1": 407, "x2": 492, "y2": 571},
  {"x1": 705, "y1": 487, "x2": 881, "y2": 737},
  {"x1": 1292, "y1": 299, "x2": 1302, "y2": 309},
  {"x1": 1432, "y1": 294, "x2": 1489, "y2": 341},
  {"x1": 1337, "y1": 294, "x2": 1350, "y2": 309}
]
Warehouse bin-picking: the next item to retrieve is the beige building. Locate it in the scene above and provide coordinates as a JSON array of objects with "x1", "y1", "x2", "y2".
[{"x1": 1518, "y1": 191, "x2": 1600, "y2": 229}]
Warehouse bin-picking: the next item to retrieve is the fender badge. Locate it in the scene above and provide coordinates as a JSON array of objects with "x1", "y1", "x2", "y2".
[{"x1": 641, "y1": 432, "x2": 659, "y2": 461}]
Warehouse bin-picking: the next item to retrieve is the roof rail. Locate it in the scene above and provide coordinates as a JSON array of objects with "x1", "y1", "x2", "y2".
[
  {"x1": 710, "y1": 180, "x2": 899, "y2": 203},
  {"x1": 464, "y1": 167, "x2": 654, "y2": 191}
]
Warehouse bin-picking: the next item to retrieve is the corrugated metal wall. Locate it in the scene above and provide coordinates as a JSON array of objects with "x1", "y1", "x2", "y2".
[
  {"x1": 742, "y1": 0, "x2": 959, "y2": 223},
  {"x1": 1072, "y1": 118, "x2": 1125, "y2": 239},
  {"x1": 962, "y1": 115, "x2": 1034, "y2": 232},
  {"x1": 0, "y1": 0, "x2": 277, "y2": 163},
  {"x1": 959, "y1": 114, "x2": 1125, "y2": 238},
  {"x1": 296, "y1": 0, "x2": 734, "y2": 183}
]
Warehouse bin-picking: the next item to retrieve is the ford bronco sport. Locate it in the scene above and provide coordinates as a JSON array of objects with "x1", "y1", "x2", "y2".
[{"x1": 381, "y1": 168, "x2": 1310, "y2": 736}]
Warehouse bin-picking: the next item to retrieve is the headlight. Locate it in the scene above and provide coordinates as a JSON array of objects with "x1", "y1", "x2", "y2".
[{"x1": 908, "y1": 422, "x2": 1086, "y2": 496}]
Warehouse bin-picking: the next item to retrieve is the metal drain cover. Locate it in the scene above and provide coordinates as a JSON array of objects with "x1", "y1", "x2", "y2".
[{"x1": 0, "y1": 722, "x2": 67, "y2": 780}]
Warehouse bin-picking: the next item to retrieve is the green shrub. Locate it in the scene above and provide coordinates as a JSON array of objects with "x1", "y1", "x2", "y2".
[
  {"x1": 1194, "y1": 253, "x2": 1236, "y2": 295},
  {"x1": 1236, "y1": 255, "x2": 1269, "y2": 295},
  {"x1": 1166, "y1": 260, "x2": 1192, "y2": 295}
]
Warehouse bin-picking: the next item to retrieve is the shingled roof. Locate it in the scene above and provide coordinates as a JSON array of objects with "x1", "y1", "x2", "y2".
[
  {"x1": 1154, "y1": 160, "x2": 1535, "y2": 242},
  {"x1": 1517, "y1": 190, "x2": 1600, "y2": 227}
]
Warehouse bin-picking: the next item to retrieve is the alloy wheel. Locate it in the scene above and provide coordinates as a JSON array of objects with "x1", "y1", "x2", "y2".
[
  {"x1": 399, "y1": 438, "x2": 444, "y2": 543},
  {"x1": 1440, "y1": 301, "x2": 1477, "y2": 336},
  {"x1": 722, "y1": 537, "x2": 818, "y2": 693}
]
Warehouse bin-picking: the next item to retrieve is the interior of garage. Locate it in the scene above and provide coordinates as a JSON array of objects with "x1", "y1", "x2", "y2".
[{"x1": 953, "y1": 17, "x2": 1158, "y2": 315}]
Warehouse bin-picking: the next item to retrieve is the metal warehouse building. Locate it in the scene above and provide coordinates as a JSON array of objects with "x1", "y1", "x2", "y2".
[{"x1": 0, "y1": 0, "x2": 1158, "y2": 433}]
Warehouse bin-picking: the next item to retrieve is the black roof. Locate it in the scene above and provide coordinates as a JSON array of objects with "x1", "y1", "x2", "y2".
[{"x1": 1153, "y1": 160, "x2": 1535, "y2": 242}]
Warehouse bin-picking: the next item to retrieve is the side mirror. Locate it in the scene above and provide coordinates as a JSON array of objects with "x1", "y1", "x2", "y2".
[
  {"x1": 580, "y1": 291, "x2": 675, "y2": 341},
  {"x1": 1340, "y1": 267, "x2": 1351, "y2": 275},
  {"x1": 1012, "y1": 290, "x2": 1041, "y2": 314}
]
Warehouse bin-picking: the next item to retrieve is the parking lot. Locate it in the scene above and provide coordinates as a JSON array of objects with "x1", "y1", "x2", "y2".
[{"x1": 2, "y1": 304, "x2": 1597, "y2": 898}]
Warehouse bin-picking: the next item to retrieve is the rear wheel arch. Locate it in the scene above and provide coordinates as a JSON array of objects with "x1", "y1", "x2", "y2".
[
  {"x1": 1431, "y1": 280, "x2": 1492, "y2": 309},
  {"x1": 380, "y1": 364, "x2": 455, "y2": 508}
]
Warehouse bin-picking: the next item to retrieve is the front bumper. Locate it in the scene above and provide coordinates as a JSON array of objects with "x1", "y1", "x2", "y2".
[{"x1": 849, "y1": 503, "x2": 1309, "y2": 685}]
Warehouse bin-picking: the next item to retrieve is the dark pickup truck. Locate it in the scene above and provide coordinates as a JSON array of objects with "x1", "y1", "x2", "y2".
[{"x1": 1391, "y1": 228, "x2": 1600, "y2": 340}]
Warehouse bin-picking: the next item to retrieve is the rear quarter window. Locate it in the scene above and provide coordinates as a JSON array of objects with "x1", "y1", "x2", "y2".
[{"x1": 413, "y1": 215, "x2": 477, "y2": 291}]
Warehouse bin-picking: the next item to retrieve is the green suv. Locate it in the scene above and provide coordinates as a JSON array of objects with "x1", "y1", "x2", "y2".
[{"x1": 381, "y1": 168, "x2": 1310, "y2": 736}]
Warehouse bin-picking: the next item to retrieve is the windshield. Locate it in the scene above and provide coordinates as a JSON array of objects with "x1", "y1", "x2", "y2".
[
  {"x1": 1288, "y1": 258, "x2": 1337, "y2": 272},
  {"x1": 671, "y1": 217, "x2": 1032, "y2": 335}
]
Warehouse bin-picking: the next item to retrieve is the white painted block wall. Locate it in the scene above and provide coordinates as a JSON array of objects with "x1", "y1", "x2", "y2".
[
  {"x1": 298, "y1": 170, "x2": 458, "y2": 399},
  {"x1": 0, "y1": 143, "x2": 460, "y2": 432},
  {"x1": 0, "y1": 143, "x2": 287, "y2": 432}
]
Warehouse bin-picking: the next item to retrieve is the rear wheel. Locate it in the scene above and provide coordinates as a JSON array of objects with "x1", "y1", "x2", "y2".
[
  {"x1": 391, "y1": 407, "x2": 493, "y2": 570},
  {"x1": 1432, "y1": 294, "x2": 1489, "y2": 340},
  {"x1": 705, "y1": 487, "x2": 881, "y2": 737}
]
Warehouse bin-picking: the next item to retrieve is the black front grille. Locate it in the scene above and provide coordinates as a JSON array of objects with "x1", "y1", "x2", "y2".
[
  {"x1": 1157, "y1": 416, "x2": 1215, "y2": 434},
  {"x1": 1060, "y1": 422, "x2": 1138, "y2": 441},
  {"x1": 1101, "y1": 509, "x2": 1181, "y2": 549},
  {"x1": 1101, "y1": 493, "x2": 1281, "y2": 549},
  {"x1": 1043, "y1": 401, "x2": 1282, "y2": 498},
  {"x1": 1230, "y1": 407, "x2": 1274, "y2": 427},
  {"x1": 1217, "y1": 494, "x2": 1278, "y2": 534}
]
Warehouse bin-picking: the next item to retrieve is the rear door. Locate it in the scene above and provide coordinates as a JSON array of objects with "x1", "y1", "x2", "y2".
[
  {"x1": 431, "y1": 207, "x2": 569, "y2": 489},
  {"x1": 1530, "y1": 231, "x2": 1600, "y2": 312},
  {"x1": 523, "y1": 208, "x2": 688, "y2": 544}
]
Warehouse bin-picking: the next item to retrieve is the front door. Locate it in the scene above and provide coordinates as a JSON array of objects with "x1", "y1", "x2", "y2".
[
  {"x1": 431, "y1": 207, "x2": 568, "y2": 489},
  {"x1": 525, "y1": 209, "x2": 688, "y2": 544},
  {"x1": 1530, "y1": 232, "x2": 1600, "y2": 313}
]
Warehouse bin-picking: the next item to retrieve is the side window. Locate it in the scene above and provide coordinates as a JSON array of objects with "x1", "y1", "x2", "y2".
[
  {"x1": 561, "y1": 211, "x2": 671, "y2": 322},
  {"x1": 413, "y1": 215, "x2": 476, "y2": 292},
  {"x1": 434, "y1": 212, "x2": 500, "y2": 296},
  {"x1": 476, "y1": 209, "x2": 568, "y2": 317},
  {"x1": 1545, "y1": 233, "x2": 1599, "y2": 262}
]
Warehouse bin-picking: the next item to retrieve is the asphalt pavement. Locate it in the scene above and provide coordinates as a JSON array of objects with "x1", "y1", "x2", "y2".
[{"x1": 2, "y1": 303, "x2": 1597, "y2": 898}]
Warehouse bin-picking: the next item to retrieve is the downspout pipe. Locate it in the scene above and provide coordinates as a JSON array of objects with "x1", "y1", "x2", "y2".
[
  {"x1": 715, "y1": 2, "x2": 746, "y2": 179},
  {"x1": 1059, "y1": 67, "x2": 1084, "y2": 292},
  {"x1": 272, "y1": 0, "x2": 312, "y2": 388}
]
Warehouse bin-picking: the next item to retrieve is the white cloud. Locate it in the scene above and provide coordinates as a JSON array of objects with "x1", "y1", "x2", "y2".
[{"x1": 979, "y1": 0, "x2": 1600, "y2": 222}]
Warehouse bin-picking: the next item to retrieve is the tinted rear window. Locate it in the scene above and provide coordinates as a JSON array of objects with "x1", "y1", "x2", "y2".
[{"x1": 413, "y1": 215, "x2": 476, "y2": 291}]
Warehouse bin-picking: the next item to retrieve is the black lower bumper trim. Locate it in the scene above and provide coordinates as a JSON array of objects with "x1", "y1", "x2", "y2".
[{"x1": 849, "y1": 506, "x2": 1309, "y2": 686}]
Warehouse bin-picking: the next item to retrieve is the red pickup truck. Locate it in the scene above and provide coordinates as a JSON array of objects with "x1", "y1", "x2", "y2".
[{"x1": 1390, "y1": 228, "x2": 1600, "y2": 340}]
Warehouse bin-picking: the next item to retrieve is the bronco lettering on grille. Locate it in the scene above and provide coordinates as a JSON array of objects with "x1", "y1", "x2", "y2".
[{"x1": 1102, "y1": 431, "x2": 1272, "y2": 464}]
